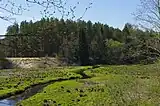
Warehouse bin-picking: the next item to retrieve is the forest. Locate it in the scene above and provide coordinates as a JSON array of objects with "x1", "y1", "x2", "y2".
[
  {"x1": 0, "y1": 18, "x2": 160, "y2": 65},
  {"x1": 1, "y1": 0, "x2": 160, "y2": 105}
]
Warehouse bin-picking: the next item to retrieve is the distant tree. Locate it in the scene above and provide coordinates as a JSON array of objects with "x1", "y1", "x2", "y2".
[
  {"x1": 6, "y1": 22, "x2": 19, "y2": 34},
  {"x1": 105, "y1": 39, "x2": 123, "y2": 64},
  {"x1": 123, "y1": 23, "x2": 132, "y2": 43},
  {"x1": 79, "y1": 27, "x2": 89, "y2": 65},
  {"x1": 1, "y1": 17, "x2": 159, "y2": 65}
]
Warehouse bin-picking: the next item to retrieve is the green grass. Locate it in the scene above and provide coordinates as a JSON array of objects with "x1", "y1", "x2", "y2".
[
  {"x1": 19, "y1": 74, "x2": 160, "y2": 106},
  {"x1": 1, "y1": 64, "x2": 160, "y2": 105},
  {"x1": 0, "y1": 67, "x2": 82, "y2": 99}
]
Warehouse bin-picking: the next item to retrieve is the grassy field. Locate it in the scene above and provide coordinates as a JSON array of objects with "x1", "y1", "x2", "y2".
[
  {"x1": 1, "y1": 63, "x2": 160, "y2": 105},
  {"x1": 0, "y1": 67, "x2": 84, "y2": 99}
]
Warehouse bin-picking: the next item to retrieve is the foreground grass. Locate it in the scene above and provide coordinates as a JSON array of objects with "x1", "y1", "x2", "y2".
[
  {"x1": 18, "y1": 64, "x2": 160, "y2": 106},
  {"x1": 0, "y1": 67, "x2": 84, "y2": 99}
]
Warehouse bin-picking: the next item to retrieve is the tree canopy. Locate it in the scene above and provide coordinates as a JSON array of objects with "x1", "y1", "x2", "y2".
[{"x1": 0, "y1": 18, "x2": 159, "y2": 65}]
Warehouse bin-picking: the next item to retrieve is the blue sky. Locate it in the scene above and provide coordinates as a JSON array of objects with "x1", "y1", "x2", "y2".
[{"x1": 0, "y1": 0, "x2": 140, "y2": 34}]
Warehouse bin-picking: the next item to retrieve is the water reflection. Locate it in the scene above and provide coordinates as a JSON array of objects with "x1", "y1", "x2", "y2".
[
  {"x1": 0, "y1": 84, "x2": 47, "y2": 106},
  {"x1": 0, "y1": 97, "x2": 21, "y2": 106}
]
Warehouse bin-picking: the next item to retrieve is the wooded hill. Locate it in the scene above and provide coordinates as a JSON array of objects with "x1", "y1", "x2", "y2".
[{"x1": 0, "y1": 18, "x2": 160, "y2": 65}]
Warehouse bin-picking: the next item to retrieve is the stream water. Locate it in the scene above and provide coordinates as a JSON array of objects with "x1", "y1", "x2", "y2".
[
  {"x1": 0, "y1": 71, "x2": 90, "y2": 106},
  {"x1": 0, "y1": 83, "x2": 48, "y2": 106}
]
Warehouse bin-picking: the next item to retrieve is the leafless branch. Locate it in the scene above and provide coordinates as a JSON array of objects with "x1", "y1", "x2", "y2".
[
  {"x1": 0, "y1": 0, "x2": 93, "y2": 22},
  {"x1": 134, "y1": 0, "x2": 160, "y2": 31}
]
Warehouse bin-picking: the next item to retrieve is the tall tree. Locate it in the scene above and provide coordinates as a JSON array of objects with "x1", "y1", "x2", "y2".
[
  {"x1": 1, "y1": 18, "x2": 159, "y2": 65},
  {"x1": 123, "y1": 23, "x2": 132, "y2": 43},
  {"x1": 79, "y1": 28, "x2": 89, "y2": 65}
]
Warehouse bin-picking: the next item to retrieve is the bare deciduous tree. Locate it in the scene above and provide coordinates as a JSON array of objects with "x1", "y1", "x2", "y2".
[
  {"x1": 0, "y1": 0, "x2": 93, "y2": 22},
  {"x1": 134, "y1": 0, "x2": 160, "y2": 31}
]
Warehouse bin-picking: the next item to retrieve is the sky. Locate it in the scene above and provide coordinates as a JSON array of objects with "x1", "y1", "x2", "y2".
[{"x1": 0, "y1": 0, "x2": 141, "y2": 35}]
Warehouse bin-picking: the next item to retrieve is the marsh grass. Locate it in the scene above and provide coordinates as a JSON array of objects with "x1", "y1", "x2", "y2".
[
  {"x1": 0, "y1": 67, "x2": 82, "y2": 99},
  {"x1": 17, "y1": 63, "x2": 160, "y2": 106}
]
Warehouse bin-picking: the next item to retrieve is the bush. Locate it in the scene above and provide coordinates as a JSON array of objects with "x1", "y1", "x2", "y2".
[
  {"x1": 140, "y1": 57, "x2": 157, "y2": 65},
  {"x1": 92, "y1": 65, "x2": 100, "y2": 69},
  {"x1": 0, "y1": 58, "x2": 13, "y2": 69},
  {"x1": 0, "y1": 51, "x2": 5, "y2": 58},
  {"x1": 0, "y1": 51, "x2": 13, "y2": 69},
  {"x1": 0, "y1": 58, "x2": 12, "y2": 69}
]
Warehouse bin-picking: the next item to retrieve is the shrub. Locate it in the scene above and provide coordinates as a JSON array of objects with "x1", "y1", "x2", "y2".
[
  {"x1": 92, "y1": 65, "x2": 100, "y2": 69},
  {"x1": 0, "y1": 58, "x2": 12, "y2": 69},
  {"x1": 0, "y1": 51, "x2": 13, "y2": 69}
]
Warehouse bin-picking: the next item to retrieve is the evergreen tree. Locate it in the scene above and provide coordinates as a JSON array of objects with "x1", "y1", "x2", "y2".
[
  {"x1": 79, "y1": 28, "x2": 89, "y2": 66},
  {"x1": 0, "y1": 18, "x2": 159, "y2": 65}
]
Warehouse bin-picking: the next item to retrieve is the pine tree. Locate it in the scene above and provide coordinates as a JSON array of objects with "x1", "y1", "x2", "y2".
[{"x1": 79, "y1": 27, "x2": 89, "y2": 66}]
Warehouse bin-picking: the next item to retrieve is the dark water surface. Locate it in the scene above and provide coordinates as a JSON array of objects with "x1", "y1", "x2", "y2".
[
  {"x1": 0, "y1": 83, "x2": 48, "y2": 106},
  {"x1": 0, "y1": 70, "x2": 90, "y2": 106}
]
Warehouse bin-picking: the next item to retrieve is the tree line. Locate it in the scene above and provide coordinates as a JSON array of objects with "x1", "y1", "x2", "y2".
[{"x1": 0, "y1": 18, "x2": 160, "y2": 65}]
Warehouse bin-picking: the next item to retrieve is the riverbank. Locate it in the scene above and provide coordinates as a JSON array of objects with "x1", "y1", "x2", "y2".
[
  {"x1": 1, "y1": 64, "x2": 160, "y2": 105},
  {"x1": 19, "y1": 64, "x2": 160, "y2": 106},
  {"x1": 0, "y1": 67, "x2": 91, "y2": 106},
  {"x1": 0, "y1": 67, "x2": 88, "y2": 100}
]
